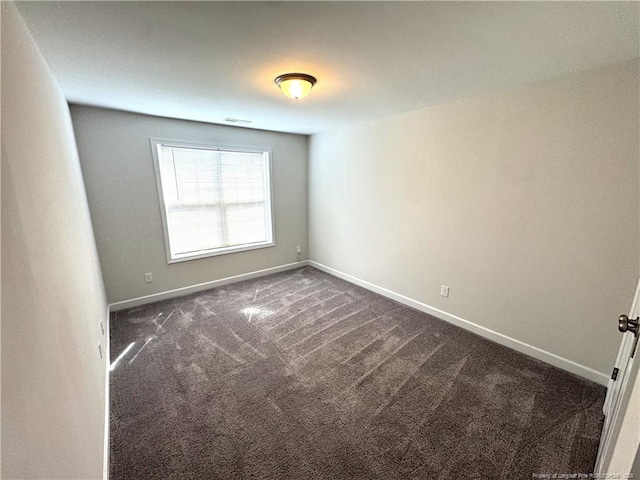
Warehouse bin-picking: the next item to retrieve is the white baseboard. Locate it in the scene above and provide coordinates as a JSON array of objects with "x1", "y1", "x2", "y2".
[
  {"x1": 103, "y1": 304, "x2": 110, "y2": 480},
  {"x1": 109, "y1": 261, "x2": 309, "y2": 312},
  {"x1": 308, "y1": 260, "x2": 609, "y2": 386}
]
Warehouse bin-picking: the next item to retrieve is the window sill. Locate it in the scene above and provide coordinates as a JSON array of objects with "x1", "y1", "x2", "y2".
[{"x1": 167, "y1": 241, "x2": 275, "y2": 264}]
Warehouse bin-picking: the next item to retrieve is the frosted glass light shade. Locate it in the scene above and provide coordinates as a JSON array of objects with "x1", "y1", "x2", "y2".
[{"x1": 275, "y1": 73, "x2": 317, "y2": 99}]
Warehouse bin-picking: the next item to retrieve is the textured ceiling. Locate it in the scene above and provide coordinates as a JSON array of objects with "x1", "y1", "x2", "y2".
[{"x1": 16, "y1": 1, "x2": 639, "y2": 135}]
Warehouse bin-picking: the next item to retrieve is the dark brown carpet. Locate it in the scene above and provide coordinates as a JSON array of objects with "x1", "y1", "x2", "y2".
[{"x1": 109, "y1": 266, "x2": 605, "y2": 480}]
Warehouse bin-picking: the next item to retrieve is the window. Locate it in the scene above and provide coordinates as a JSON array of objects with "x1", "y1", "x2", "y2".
[{"x1": 151, "y1": 139, "x2": 274, "y2": 263}]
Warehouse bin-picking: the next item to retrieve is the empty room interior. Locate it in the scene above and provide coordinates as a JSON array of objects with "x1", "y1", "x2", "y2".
[{"x1": 3, "y1": 1, "x2": 640, "y2": 479}]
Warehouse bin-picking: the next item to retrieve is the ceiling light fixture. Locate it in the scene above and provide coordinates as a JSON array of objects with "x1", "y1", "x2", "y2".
[{"x1": 274, "y1": 73, "x2": 317, "y2": 100}]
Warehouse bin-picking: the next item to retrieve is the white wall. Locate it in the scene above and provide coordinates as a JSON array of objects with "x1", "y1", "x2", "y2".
[
  {"x1": 70, "y1": 107, "x2": 308, "y2": 304},
  {"x1": 1, "y1": 3, "x2": 108, "y2": 479},
  {"x1": 309, "y1": 60, "x2": 639, "y2": 378}
]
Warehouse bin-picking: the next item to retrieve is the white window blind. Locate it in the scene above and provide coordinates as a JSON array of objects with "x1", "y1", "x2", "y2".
[{"x1": 152, "y1": 141, "x2": 274, "y2": 262}]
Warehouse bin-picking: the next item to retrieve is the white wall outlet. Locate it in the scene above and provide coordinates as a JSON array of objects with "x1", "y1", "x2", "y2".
[
  {"x1": 440, "y1": 285, "x2": 450, "y2": 298},
  {"x1": 97, "y1": 340, "x2": 103, "y2": 359},
  {"x1": 144, "y1": 272, "x2": 153, "y2": 283},
  {"x1": 99, "y1": 319, "x2": 105, "y2": 335},
  {"x1": 296, "y1": 245, "x2": 301, "y2": 254}
]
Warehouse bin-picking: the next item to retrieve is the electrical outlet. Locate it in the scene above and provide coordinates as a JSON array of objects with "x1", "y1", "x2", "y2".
[
  {"x1": 296, "y1": 245, "x2": 301, "y2": 254},
  {"x1": 97, "y1": 340, "x2": 103, "y2": 359},
  {"x1": 440, "y1": 285, "x2": 450, "y2": 298},
  {"x1": 99, "y1": 319, "x2": 105, "y2": 335},
  {"x1": 144, "y1": 272, "x2": 153, "y2": 283}
]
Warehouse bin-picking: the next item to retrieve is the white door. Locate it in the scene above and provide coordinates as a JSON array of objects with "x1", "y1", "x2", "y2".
[{"x1": 594, "y1": 278, "x2": 640, "y2": 473}]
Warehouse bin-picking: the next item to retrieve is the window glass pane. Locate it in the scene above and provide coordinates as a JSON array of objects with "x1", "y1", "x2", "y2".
[
  {"x1": 169, "y1": 207, "x2": 224, "y2": 255},
  {"x1": 160, "y1": 146, "x2": 179, "y2": 202},
  {"x1": 220, "y1": 152, "x2": 266, "y2": 205},
  {"x1": 173, "y1": 148, "x2": 221, "y2": 205},
  {"x1": 224, "y1": 203, "x2": 267, "y2": 246}
]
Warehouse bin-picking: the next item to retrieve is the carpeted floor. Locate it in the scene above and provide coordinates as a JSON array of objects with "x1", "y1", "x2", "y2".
[{"x1": 109, "y1": 266, "x2": 605, "y2": 480}]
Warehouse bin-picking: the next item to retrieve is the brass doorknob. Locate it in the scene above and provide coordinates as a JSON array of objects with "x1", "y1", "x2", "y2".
[{"x1": 619, "y1": 314, "x2": 640, "y2": 336}]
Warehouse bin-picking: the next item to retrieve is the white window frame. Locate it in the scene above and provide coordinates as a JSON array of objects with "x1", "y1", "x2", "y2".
[{"x1": 150, "y1": 138, "x2": 276, "y2": 264}]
